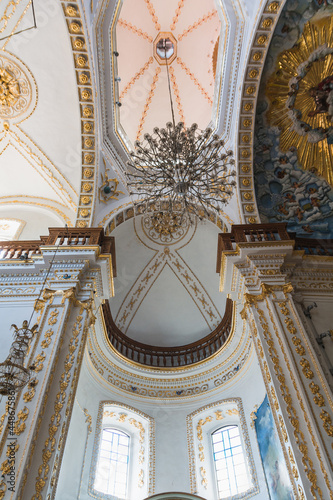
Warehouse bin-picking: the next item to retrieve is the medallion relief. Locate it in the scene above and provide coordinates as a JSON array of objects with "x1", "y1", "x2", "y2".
[{"x1": 0, "y1": 52, "x2": 36, "y2": 121}]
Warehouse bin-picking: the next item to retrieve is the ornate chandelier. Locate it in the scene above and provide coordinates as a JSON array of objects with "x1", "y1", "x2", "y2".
[
  {"x1": 0, "y1": 321, "x2": 38, "y2": 396},
  {"x1": 0, "y1": 227, "x2": 65, "y2": 396},
  {"x1": 126, "y1": 122, "x2": 236, "y2": 224},
  {"x1": 126, "y1": 38, "x2": 236, "y2": 225}
]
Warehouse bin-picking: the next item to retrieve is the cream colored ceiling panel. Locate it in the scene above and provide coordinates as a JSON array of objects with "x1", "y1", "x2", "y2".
[
  {"x1": 125, "y1": 264, "x2": 209, "y2": 346},
  {"x1": 0, "y1": 143, "x2": 66, "y2": 204}
]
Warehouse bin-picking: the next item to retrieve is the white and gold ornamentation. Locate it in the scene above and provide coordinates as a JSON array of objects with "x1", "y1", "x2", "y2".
[{"x1": 0, "y1": 52, "x2": 36, "y2": 122}]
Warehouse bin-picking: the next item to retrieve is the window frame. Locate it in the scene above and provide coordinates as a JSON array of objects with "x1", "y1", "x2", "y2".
[
  {"x1": 89, "y1": 402, "x2": 155, "y2": 500},
  {"x1": 94, "y1": 426, "x2": 131, "y2": 500},
  {"x1": 211, "y1": 424, "x2": 252, "y2": 499},
  {"x1": 186, "y1": 398, "x2": 258, "y2": 500}
]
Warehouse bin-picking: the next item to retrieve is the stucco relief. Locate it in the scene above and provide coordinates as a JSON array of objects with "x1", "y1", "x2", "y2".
[{"x1": 0, "y1": 52, "x2": 36, "y2": 122}]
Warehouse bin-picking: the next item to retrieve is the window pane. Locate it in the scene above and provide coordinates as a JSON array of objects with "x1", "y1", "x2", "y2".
[
  {"x1": 95, "y1": 428, "x2": 130, "y2": 499},
  {"x1": 212, "y1": 425, "x2": 251, "y2": 499}
]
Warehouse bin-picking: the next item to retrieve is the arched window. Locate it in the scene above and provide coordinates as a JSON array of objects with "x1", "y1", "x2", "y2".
[
  {"x1": 212, "y1": 425, "x2": 251, "y2": 498},
  {"x1": 90, "y1": 402, "x2": 155, "y2": 500},
  {"x1": 94, "y1": 428, "x2": 130, "y2": 499}
]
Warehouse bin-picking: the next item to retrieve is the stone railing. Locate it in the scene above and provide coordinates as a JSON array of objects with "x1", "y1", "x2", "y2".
[
  {"x1": 0, "y1": 227, "x2": 116, "y2": 274},
  {"x1": 102, "y1": 298, "x2": 233, "y2": 368},
  {"x1": 217, "y1": 223, "x2": 333, "y2": 271}
]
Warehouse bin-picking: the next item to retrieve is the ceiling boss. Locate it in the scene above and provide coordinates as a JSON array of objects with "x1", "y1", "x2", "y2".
[
  {"x1": 0, "y1": 68, "x2": 20, "y2": 109},
  {"x1": 266, "y1": 16, "x2": 333, "y2": 187},
  {"x1": 125, "y1": 37, "x2": 236, "y2": 225},
  {"x1": 0, "y1": 53, "x2": 34, "y2": 122}
]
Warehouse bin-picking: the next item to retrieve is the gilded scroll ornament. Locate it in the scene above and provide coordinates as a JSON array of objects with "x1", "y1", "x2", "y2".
[
  {"x1": 252, "y1": 303, "x2": 322, "y2": 498},
  {"x1": 196, "y1": 416, "x2": 213, "y2": 441},
  {"x1": 33, "y1": 352, "x2": 46, "y2": 373},
  {"x1": 288, "y1": 447, "x2": 298, "y2": 479},
  {"x1": 138, "y1": 469, "x2": 144, "y2": 488},
  {"x1": 0, "y1": 403, "x2": 8, "y2": 435},
  {"x1": 33, "y1": 313, "x2": 84, "y2": 498},
  {"x1": 23, "y1": 379, "x2": 38, "y2": 403},
  {"x1": 300, "y1": 358, "x2": 314, "y2": 379},
  {"x1": 200, "y1": 467, "x2": 208, "y2": 489},
  {"x1": 48, "y1": 309, "x2": 59, "y2": 326},
  {"x1": 13, "y1": 407, "x2": 29, "y2": 435},
  {"x1": 0, "y1": 478, "x2": 6, "y2": 499},
  {"x1": 41, "y1": 329, "x2": 54, "y2": 349},
  {"x1": 320, "y1": 410, "x2": 333, "y2": 438},
  {"x1": 279, "y1": 415, "x2": 288, "y2": 442},
  {"x1": 98, "y1": 165, "x2": 124, "y2": 204}
]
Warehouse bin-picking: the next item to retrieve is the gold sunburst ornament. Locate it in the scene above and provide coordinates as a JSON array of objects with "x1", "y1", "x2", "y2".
[
  {"x1": 0, "y1": 68, "x2": 20, "y2": 108},
  {"x1": 266, "y1": 16, "x2": 333, "y2": 186}
]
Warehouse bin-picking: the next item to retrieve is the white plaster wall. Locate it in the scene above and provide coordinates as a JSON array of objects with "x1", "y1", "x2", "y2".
[
  {"x1": 0, "y1": 301, "x2": 34, "y2": 362},
  {"x1": 56, "y1": 346, "x2": 270, "y2": 500},
  {"x1": 301, "y1": 294, "x2": 333, "y2": 375},
  {"x1": 0, "y1": 206, "x2": 65, "y2": 241}
]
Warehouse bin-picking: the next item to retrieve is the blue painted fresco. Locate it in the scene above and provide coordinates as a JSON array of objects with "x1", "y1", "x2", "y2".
[
  {"x1": 254, "y1": 0, "x2": 333, "y2": 238},
  {"x1": 254, "y1": 395, "x2": 294, "y2": 500}
]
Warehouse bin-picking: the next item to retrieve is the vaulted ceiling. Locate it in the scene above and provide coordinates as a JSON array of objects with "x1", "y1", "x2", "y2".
[
  {"x1": 0, "y1": 1, "x2": 82, "y2": 237},
  {"x1": 3, "y1": 0, "x2": 332, "y2": 345}
]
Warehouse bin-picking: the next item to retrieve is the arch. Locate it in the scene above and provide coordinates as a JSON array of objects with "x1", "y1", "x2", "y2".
[
  {"x1": 94, "y1": 427, "x2": 130, "y2": 498},
  {"x1": 186, "y1": 399, "x2": 258, "y2": 499},
  {"x1": 211, "y1": 425, "x2": 251, "y2": 498},
  {"x1": 99, "y1": 202, "x2": 233, "y2": 235},
  {"x1": 89, "y1": 401, "x2": 155, "y2": 499},
  {"x1": 145, "y1": 494, "x2": 207, "y2": 500}
]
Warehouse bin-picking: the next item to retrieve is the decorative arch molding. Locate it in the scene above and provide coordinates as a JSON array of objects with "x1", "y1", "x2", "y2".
[
  {"x1": 60, "y1": 1, "x2": 97, "y2": 228},
  {"x1": 0, "y1": 217, "x2": 25, "y2": 240},
  {"x1": 145, "y1": 494, "x2": 207, "y2": 500},
  {"x1": 97, "y1": 201, "x2": 234, "y2": 235},
  {"x1": 237, "y1": 0, "x2": 284, "y2": 224},
  {"x1": 0, "y1": 199, "x2": 72, "y2": 227}
]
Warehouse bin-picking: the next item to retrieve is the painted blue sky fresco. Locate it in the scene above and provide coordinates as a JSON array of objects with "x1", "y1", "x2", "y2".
[
  {"x1": 254, "y1": 395, "x2": 294, "y2": 500},
  {"x1": 254, "y1": 1, "x2": 333, "y2": 238}
]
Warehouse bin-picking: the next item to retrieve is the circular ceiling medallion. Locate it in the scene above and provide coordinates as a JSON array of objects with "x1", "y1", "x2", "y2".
[
  {"x1": 142, "y1": 211, "x2": 189, "y2": 244},
  {"x1": 0, "y1": 52, "x2": 37, "y2": 122},
  {"x1": 153, "y1": 32, "x2": 177, "y2": 66}
]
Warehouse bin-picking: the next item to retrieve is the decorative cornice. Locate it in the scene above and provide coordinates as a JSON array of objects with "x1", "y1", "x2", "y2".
[
  {"x1": 237, "y1": 0, "x2": 282, "y2": 223},
  {"x1": 60, "y1": 0, "x2": 97, "y2": 228},
  {"x1": 86, "y1": 303, "x2": 254, "y2": 399}
]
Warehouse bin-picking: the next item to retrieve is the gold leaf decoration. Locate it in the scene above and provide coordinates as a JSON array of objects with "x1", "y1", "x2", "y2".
[{"x1": 266, "y1": 17, "x2": 333, "y2": 186}]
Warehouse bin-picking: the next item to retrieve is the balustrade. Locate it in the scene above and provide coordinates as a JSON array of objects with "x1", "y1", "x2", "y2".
[
  {"x1": 217, "y1": 223, "x2": 333, "y2": 272},
  {"x1": 0, "y1": 227, "x2": 116, "y2": 275},
  {"x1": 103, "y1": 298, "x2": 233, "y2": 368}
]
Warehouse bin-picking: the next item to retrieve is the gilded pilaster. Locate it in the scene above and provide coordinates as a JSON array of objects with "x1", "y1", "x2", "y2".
[
  {"x1": 0, "y1": 290, "x2": 70, "y2": 500},
  {"x1": 219, "y1": 236, "x2": 333, "y2": 499},
  {"x1": 244, "y1": 283, "x2": 333, "y2": 500},
  {"x1": 15, "y1": 292, "x2": 95, "y2": 500}
]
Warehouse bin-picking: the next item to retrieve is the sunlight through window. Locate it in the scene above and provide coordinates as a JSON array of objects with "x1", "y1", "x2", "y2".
[
  {"x1": 94, "y1": 428, "x2": 129, "y2": 498},
  {"x1": 212, "y1": 425, "x2": 251, "y2": 499}
]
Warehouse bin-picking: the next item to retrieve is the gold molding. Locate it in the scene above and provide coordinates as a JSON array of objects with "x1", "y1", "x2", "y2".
[
  {"x1": 60, "y1": 0, "x2": 96, "y2": 228},
  {"x1": 238, "y1": 0, "x2": 282, "y2": 223}
]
